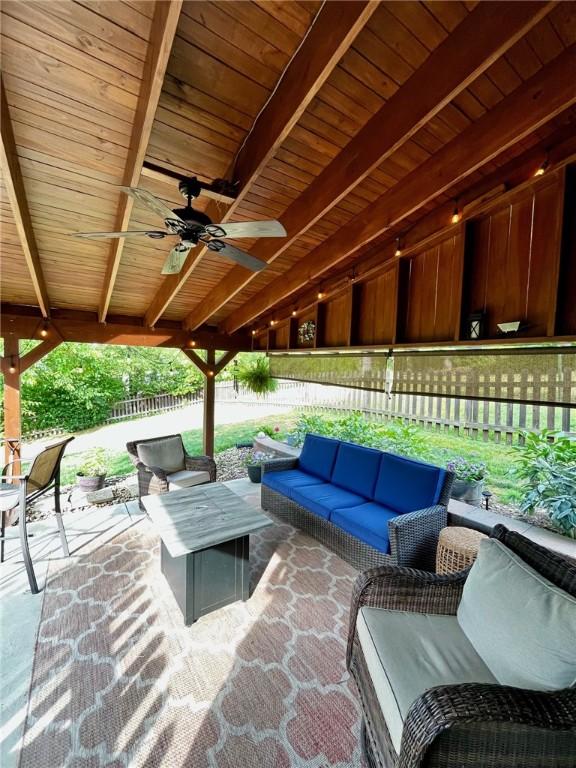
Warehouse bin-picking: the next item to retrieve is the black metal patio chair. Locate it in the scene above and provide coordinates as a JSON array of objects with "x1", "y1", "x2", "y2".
[{"x1": 0, "y1": 436, "x2": 74, "y2": 593}]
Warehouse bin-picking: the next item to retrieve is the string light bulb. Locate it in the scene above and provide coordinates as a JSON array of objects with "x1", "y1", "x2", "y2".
[
  {"x1": 292, "y1": 309, "x2": 297, "y2": 317},
  {"x1": 270, "y1": 319, "x2": 276, "y2": 326},
  {"x1": 208, "y1": 370, "x2": 214, "y2": 377},
  {"x1": 8, "y1": 357, "x2": 16, "y2": 374},
  {"x1": 317, "y1": 290, "x2": 324, "y2": 300},
  {"x1": 189, "y1": 339, "x2": 196, "y2": 347},
  {"x1": 535, "y1": 157, "x2": 549, "y2": 177},
  {"x1": 40, "y1": 321, "x2": 49, "y2": 338},
  {"x1": 251, "y1": 329, "x2": 256, "y2": 336},
  {"x1": 394, "y1": 237, "x2": 402, "y2": 257},
  {"x1": 451, "y1": 204, "x2": 460, "y2": 225}
]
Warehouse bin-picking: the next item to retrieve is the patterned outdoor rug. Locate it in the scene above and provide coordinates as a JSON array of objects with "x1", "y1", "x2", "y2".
[{"x1": 19, "y1": 514, "x2": 367, "y2": 767}]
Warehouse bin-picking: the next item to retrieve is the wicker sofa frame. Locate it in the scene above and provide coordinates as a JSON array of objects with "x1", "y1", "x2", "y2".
[
  {"x1": 347, "y1": 524, "x2": 576, "y2": 768},
  {"x1": 126, "y1": 434, "x2": 216, "y2": 507},
  {"x1": 261, "y1": 457, "x2": 454, "y2": 572}
]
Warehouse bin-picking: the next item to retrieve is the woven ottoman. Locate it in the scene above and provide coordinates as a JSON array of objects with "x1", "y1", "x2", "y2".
[{"x1": 436, "y1": 526, "x2": 488, "y2": 574}]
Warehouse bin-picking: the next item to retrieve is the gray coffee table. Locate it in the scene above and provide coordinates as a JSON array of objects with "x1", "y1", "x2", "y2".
[{"x1": 142, "y1": 483, "x2": 273, "y2": 625}]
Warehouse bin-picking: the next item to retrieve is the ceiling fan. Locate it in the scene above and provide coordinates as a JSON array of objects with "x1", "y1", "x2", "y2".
[{"x1": 72, "y1": 177, "x2": 286, "y2": 274}]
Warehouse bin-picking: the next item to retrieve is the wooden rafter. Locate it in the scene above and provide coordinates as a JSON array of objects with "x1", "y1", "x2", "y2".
[
  {"x1": 144, "y1": 0, "x2": 379, "y2": 328},
  {"x1": 223, "y1": 45, "x2": 576, "y2": 333},
  {"x1": 183, "y1": 0, "x2": 555, "y2": 332},
  {"x1": 0, "y1": 77, "x2": 50, "y2": 318},
  {"x1": 98, "y1": 0, "x2": 183, "y2": 323}
]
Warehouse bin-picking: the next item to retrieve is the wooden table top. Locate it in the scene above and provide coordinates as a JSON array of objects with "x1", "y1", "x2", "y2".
[{"x1": 142, "y1": 483, "x2": 273, "y2": 558}]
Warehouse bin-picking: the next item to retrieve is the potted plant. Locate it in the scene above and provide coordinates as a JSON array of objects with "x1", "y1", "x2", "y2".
[
  {"x1": 245, "y1": 450, "x2": 273, "y2": 483},
  {"x1": 446, "y1": 457, "x2": 487, "y2": 504},
  {"x1": 76, "y1": 448, "x2": 109, "y2": 491},
  {"x1": 236, "y1": 356, "x2": 277, "y2": 397}
]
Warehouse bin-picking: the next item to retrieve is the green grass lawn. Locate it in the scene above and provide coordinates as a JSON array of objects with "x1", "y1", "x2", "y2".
[
  {"x1": 59, "y1": 412, "x2": 298, "y2": 486},
  {"x1": 58, "y1": 410, "x2": 521, "y2": 504}
]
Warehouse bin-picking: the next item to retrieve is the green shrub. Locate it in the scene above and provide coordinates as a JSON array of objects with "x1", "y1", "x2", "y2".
[
  {"x1": 514, "y1": 431, "x2": 576, "y2": 537},
  {"x1": 290, "y1": 412, "x2": 425, "y2": 459}
]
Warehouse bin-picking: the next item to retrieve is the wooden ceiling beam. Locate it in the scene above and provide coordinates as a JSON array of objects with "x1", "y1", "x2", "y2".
[
  {"x1": 223, "y1": 45, "x2": 576, "y2": 333},
  {"x1": 0, "y1": 77, "x2": 50, "y2": 318},
  {"x1": 183, "y1": 0, "x2": 554, "y2": 331},
  {"x1": 1, "y1": 305, "x2": 251, "y2": 351},
  {"x1": 144, "y1": 0, "x2": 378, "y2": 328},
  {"x1": 98, "y1": 0, "x2": 182, "y2": 323},
  {"x1": 257, "y1": 129, "x2": 576, "y2": 331}
]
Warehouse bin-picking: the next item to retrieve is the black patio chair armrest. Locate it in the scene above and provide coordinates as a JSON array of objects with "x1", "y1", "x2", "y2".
[
  {"x1": 388, "y1": 504, "x2": 448, "y2": 569},
  {"x1": 136, "y1": 462, "x2": 168, "y2": 482},
  {"x1": 184, "y1": 454, "x2": 217, "y2": 481},
  {"x1": 262, "y1": 457, "x2": 299, "y2": 474},
  {"x1": 399, "y1": 683, "x2": 576, "y2": 768},
  {"x1": 347, "y1": 566, "x2": 468, "y2": 667},
  {"x1": 2, "y1": 459, "x2": 28, "y2": 477}
]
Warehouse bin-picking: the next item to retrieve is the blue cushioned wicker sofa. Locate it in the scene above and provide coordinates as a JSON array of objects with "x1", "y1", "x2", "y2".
[{"x1": 261, "y1": 434, "x2": 454, "y2": 571}]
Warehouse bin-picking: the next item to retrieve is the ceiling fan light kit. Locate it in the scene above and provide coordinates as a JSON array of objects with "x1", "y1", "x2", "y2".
[{"x1": 72, "y1": 176, "x2": 286, "y2": 275}]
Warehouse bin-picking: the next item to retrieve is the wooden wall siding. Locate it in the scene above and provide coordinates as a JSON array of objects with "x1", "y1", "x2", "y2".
[
  {"x1": 462, "y1": 173, "x2": 565, "y2": 338},
  {"x1": 399, "y1": 233, "x2": 463, "y2": 343},
  {"x1": 352, "y1": 267, "x2": 398, "y2": 346},
  {"x1": 320, "y1": 291, "x2": 352, "y2": 347},
  {"x1": 556, "y1": 166, "x2": 576, "y2": 336},
  {"x1": 272, "y1": 322, "x2": 289, "y2": 350}
]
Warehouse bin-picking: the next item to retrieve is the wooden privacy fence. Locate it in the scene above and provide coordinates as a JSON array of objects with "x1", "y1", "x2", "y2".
[
  {"x1": 106, "y1": 390, "x2": 202, "y2": 422},
  {"x1": 20, "y1": 381, "x2": 574, "y2": 443},
  {"x1": 216, "y1": 380, "x2": 575, "y2": 444}
]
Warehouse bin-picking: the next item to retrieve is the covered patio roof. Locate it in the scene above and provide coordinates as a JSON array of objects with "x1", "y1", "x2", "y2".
[
  {"x1": 1, "y1": 1, "x2": 576, "y2": 456},
  {"x1": 1, "y1": 1, "x2": 575, "y2": 344}
]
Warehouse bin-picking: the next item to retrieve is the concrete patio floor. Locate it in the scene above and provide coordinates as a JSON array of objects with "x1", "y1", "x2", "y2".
[{"x1": 0, "y1": 478, "x2": 257, "y2": 768}]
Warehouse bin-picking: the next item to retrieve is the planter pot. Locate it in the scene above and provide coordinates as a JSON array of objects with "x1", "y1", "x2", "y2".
[
  {"x1": 247, "y1": 464, "x2": 262, "y2": 483},
  {"x1": 76, "y1": 473, "x2": 106, "y2": 492},
  {"x1": 451, "y1": 478, "x2": 484, "y2": 504}
]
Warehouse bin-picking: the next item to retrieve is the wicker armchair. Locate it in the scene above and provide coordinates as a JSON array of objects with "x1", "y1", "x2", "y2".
[
  {"x1": 126, "y1": 434, "x2": 216, "y2": 507},
  {"x1": 347, "y1": 525, "x2": 576, "y2": 768}
]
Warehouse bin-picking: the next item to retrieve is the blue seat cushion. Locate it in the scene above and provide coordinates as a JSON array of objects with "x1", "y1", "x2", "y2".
[
  {"x1": 291, "y1": 483, "x2": 366, "y2": 520},
  {"x1": 298, "y1": 434, "x2": 340, "y2": 481},
  {"x1": 331, "y1": 441, "x2": 383, "y2": 497},
  {"x1": 332, "y1": 503, "x2": 398, "y2": 553},
  {"x1": 262, "y1": 469, "x2": 323, "y2": 498},
  {"x1": 374, "y1": 453, "x2": 446, "y2": 514}
]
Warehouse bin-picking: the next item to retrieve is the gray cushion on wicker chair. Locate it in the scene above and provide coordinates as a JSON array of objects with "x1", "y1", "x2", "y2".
[
  {"x1": 167, "y1": 469, "x2": 211, "y2": 489},
  {"x1": 137, "y1": 436, "x2": 185, "y2": 474},
  {"x1": 357, "y1": 607, "x2": 497, "y2": 753},
  {"x1": 458, "y1": 538, "x2": 576, "y2": 691}
]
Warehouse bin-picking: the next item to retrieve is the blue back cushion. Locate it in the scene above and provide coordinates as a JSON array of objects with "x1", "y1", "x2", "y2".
[
  {"x1": 331, "y1": 442, "x2": 382, "y2": 498},
  {"x1": 298, "y1": 434, "x2": 340, "y2": 481},
  {"x1": 374, "y1": 453, "x2": 446, "y2": 514}
]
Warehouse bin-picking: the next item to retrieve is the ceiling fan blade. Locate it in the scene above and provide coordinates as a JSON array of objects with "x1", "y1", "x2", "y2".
[
  {"x1": 72, "y1": 230, "x2": 169, "y2": 239},
  {"x1": 206, "y1": 220, "x2": 287, "y2": 239},
  {"x1": 120, "y1": 186, "x2": 183, "y2": 223},
  {"x1": 208, "y1": 240, "x2": 267, "y2": 272},
  {"x1": 161, "y1": 244, "x2": 192, "y2": 275}
]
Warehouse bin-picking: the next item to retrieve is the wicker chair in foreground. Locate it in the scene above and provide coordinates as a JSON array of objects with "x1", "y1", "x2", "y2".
[
  {"x1": 126, "y1": 434, "x2": 216, "y2": 507},
  {"x1": 347, "y1": 524, "x2": 576, "y2": 768}
]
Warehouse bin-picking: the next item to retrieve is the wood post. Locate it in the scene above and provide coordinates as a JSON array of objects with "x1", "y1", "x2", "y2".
[
  {"x1": 203, "y1": 349, "x2": 215, "y2": 457},
  {"x1": 183, "y1": 349, "x2": 237, "y2": 457},
  {"x1": 1, "y1": 336, "x2": 21, "y2": 472}
]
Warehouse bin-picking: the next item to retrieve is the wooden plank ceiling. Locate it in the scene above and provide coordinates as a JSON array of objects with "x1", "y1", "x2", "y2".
[{"x1": 1, "y1": 0, "x2": 576, "y2": 337}]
